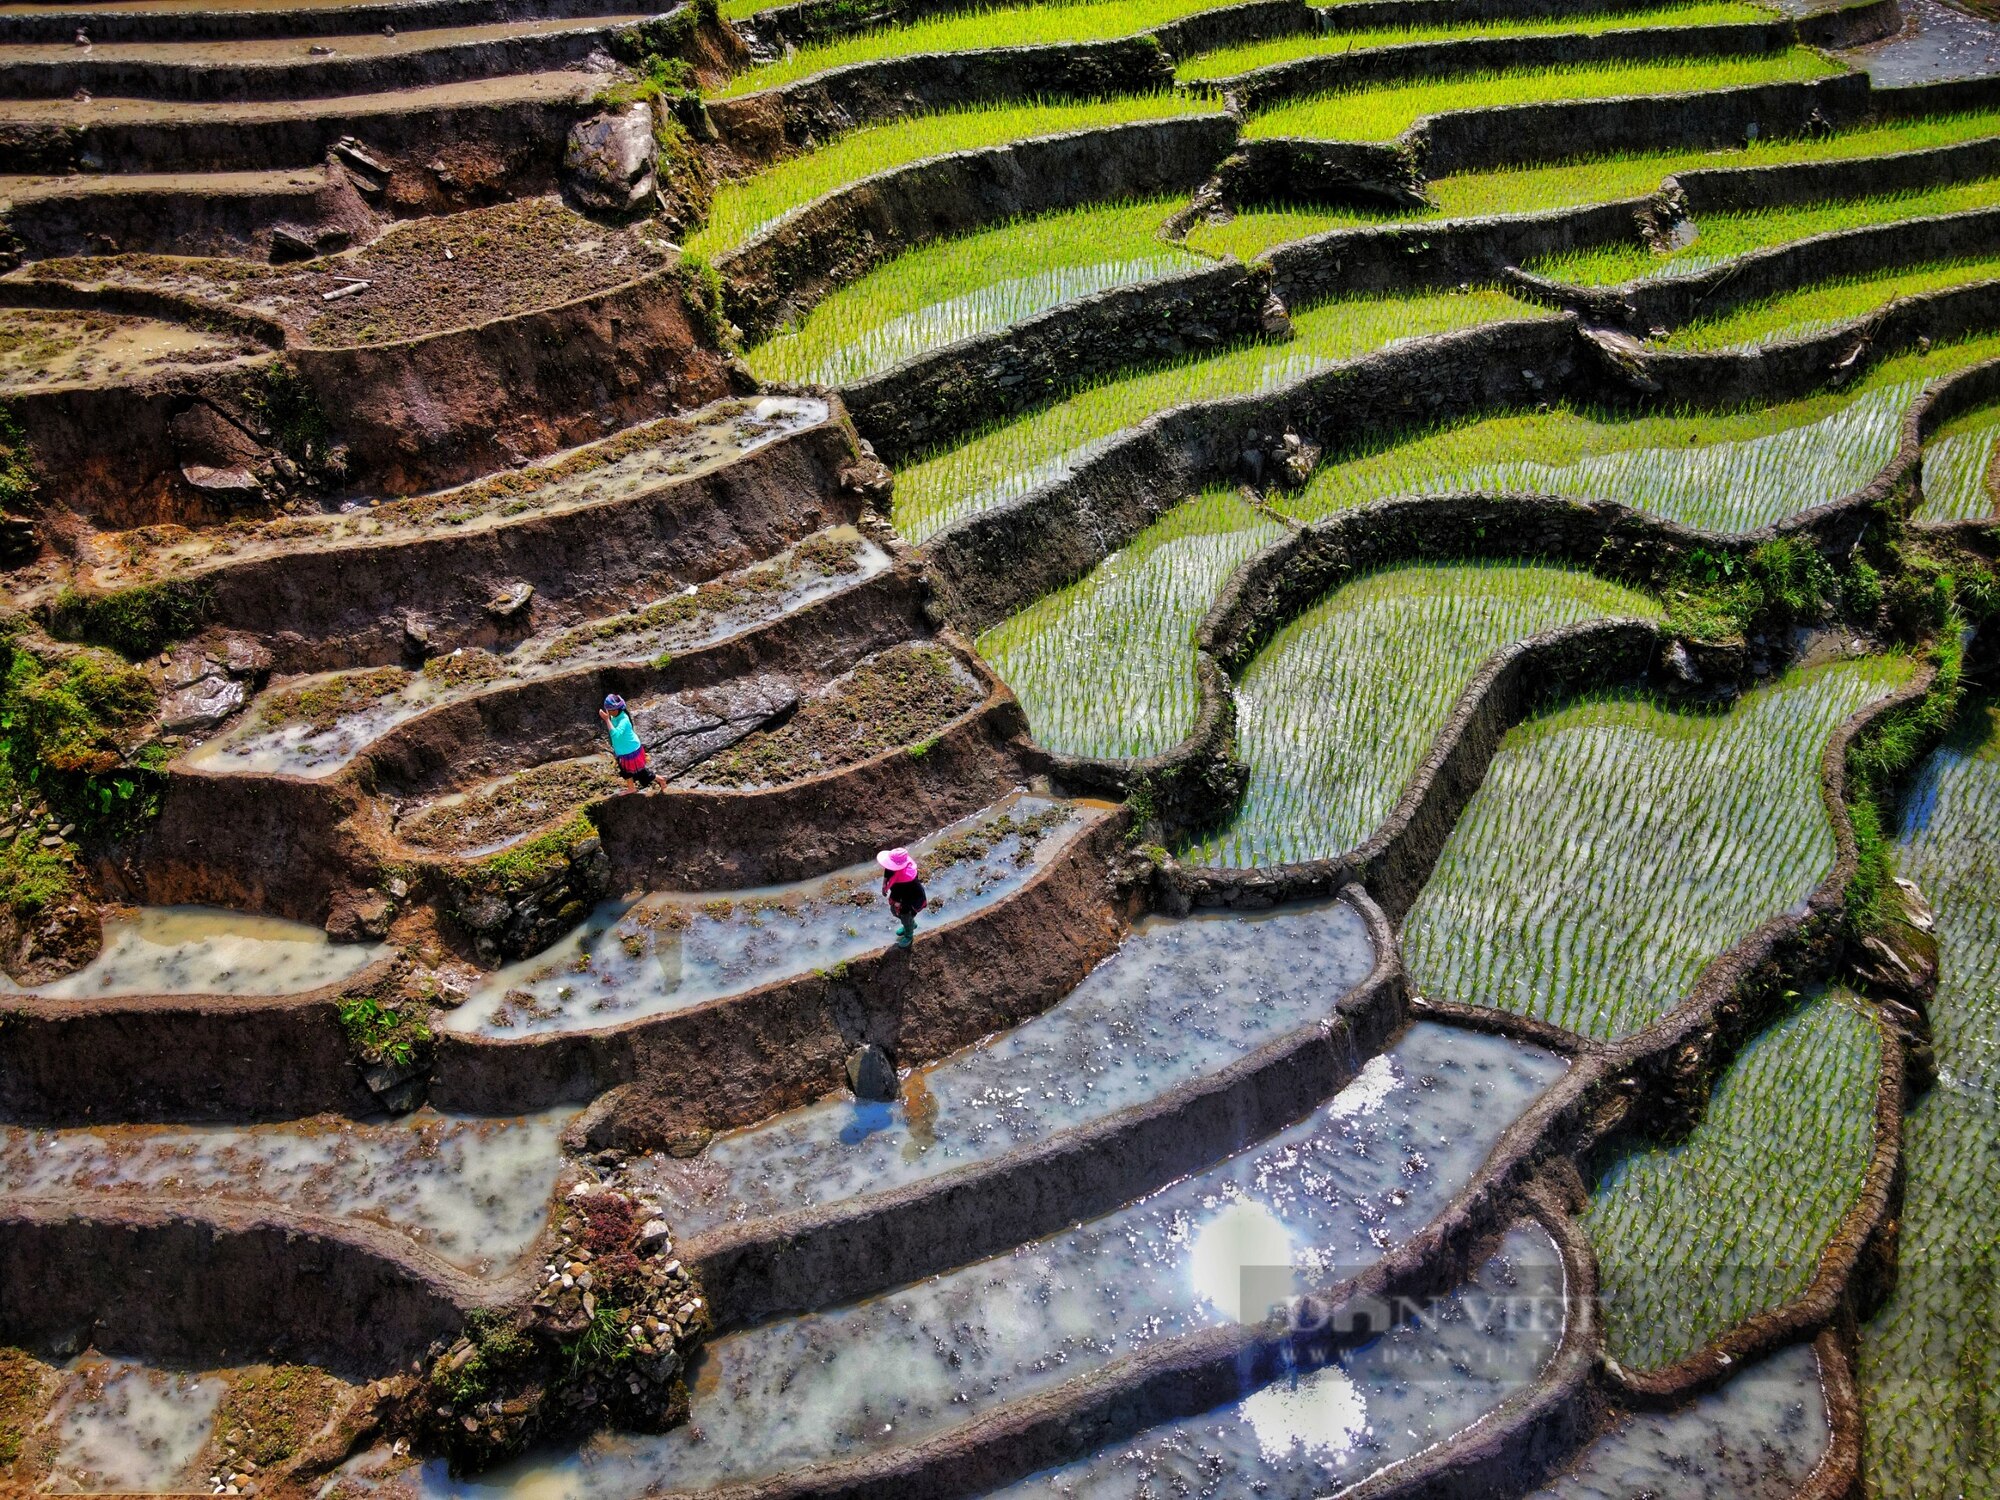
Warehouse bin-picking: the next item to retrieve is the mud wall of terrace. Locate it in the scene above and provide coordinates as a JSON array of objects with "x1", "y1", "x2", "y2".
[
  {"x1": 717, "y1": 115, "x2": 1241, "y2": 345},
  {"x1": 177, "y1": 415, "x2": 864, "y2": 673},
  {"x1": 923, "y1": 315, "x2": 1583, "y2": 633},
  {"x1": 0, "y1": 1203, "x2": 486, "y2": 1371},
  {"x1": 1671, "y1": 133, "x2": 2000, "y2": 214},
  {"x1": 1871, "y1": 73, "x2": 2000, "y2": 120},
  {"x1": 0, "y1": 960, "x2": 395, "y2": 1122},
  {"x1": 430, "y1": 806, "x2": 1130, "y2": 1125},
  {"x1": 705, "y1": 40, "x2": 1175, "y2": 162},
  {"x1": 0, "y1": 24, "x2": 642, "y2": 104},
  {"x1": 1, "y1": 171, "x2": 382, "y2": 264},
  {"x1": 0, "y1": 0, "x2": 661, "y2": 44},
  {"x1": 0, "y1": 91, "x2": 591, "y2": 177}
]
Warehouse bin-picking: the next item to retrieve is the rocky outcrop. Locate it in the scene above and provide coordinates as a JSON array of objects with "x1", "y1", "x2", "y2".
[{"x1": 564, "y1": 102, "x2": 658, "y2": 215}]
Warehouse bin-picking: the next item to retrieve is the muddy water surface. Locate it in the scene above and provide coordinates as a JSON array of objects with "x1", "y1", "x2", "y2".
[{"x1": 0, "y1": 905, "x2": 386, "y2": 998}]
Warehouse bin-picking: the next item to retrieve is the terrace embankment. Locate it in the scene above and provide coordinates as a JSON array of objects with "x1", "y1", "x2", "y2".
[{"x1": 715, "y1": 114, "x2": 1240, "y2": 344}]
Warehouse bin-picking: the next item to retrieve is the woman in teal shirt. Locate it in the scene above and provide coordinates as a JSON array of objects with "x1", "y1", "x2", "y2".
[{"x1": 599, "y1": 693, "x2": 655, "y2": 791}]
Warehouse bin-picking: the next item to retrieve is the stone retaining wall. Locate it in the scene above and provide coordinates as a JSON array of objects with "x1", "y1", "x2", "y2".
[
  {"x1": 1672, "y1": 133, "x2": 2000, "y2": 215},
  {"x1": 716, "y1": 115, "x2": 1240, "y2": 344}
]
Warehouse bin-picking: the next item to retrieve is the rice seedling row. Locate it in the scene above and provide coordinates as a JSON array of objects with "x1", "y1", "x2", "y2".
[
  {"x1": 1180, "y1": 561, "x2": 1661, "y2": 869},
  {"x1": 688, "y1": 94, "x2": 1222, "y2": 258},
  {"x1": 1188, "y1": 109, "x2": 2000, "y2": 262},
  {"x1": 1585, "y1": 987, "x2": 1882, "y2": 1371},
  {"x1": 1177, "y1": 2, "x2": 1774, "y2": 83},
  {"x1": 713, "y1": 0, "x2": 1250, "y2": 98},
  {"x1": 1532, "y1": 175, "x2": 2000, "y2": 286},
  {"x1": 891, "y1": 285, "x2": 1541, "y2": 542},
  {"x1": 1660, "y1": 253, "x2": 2000, "y2": 351},
  {"x1": 974, "y1": 489, "x2": 1285, "y2": 760},
  {"x1": 1241, "y1": 51, "x2": 1841, "y2": 143},
  {"x1": 1915, "y1": 407, "x2": 2000, "y2": 522},
  {"x1": 1401, "y1": 657, "x2": 1916, "y2": 1041},
  {"x1": 1860, "y1": 697, "x2": 2000, "y2": 1499},
  {"x1": 1273, "y1": 349, "x2": 1959, "y2": 533},
  {"x1": 744, "y1": 198, "x2": 1202, "y2": 387}
]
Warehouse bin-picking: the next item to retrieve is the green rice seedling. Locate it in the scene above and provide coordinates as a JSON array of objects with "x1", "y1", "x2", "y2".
[
  {"x1": 892, "y1": 285, "x2": 1542, "y2": 540},
  {"x1": 1661, "y1": 254, "x2": 2000, "y2": 351},
  {"x1": 974, "y1": 489, "x2": 1284, "y2": 759},
  {"x1": 1181, "y1": 562, "x2": 1660, "y2": 868},
  {"x1": 1861, "y1": 697, "x2": 2000, "y2": 1499},
  {"x1": 1177, "y1": 3, "x2": 1771, "y2": 83},
  {"x1": 1242, "y1": 51, "x2": 1840, "y2": 143},
  {"x1": 1402, "y1": 656, "x2": 1916, "y2": 1040},
  {"x1": 1586, "y1": 988, "x2": 1882, "y2": 1371},
  {"x1": 1188, "y1": 110, "x2": 2000, "y2": 260},
  {"x1": 745, "y1": 199, "x2": 1201, "y2": 386},
  {"x1": 1276, "y1": 361, "x2": 1943, "y2": 534},
  {"x1": 714, "y1": 0, "x2": 1238, "y2": 98},
  {"x1": 1535, "y1": 177, "x2": 2000, "y2": 286},
  {"x1": 1915, "y1": 408, "x2": 2000, "y2": 523},
  {"x1": 689, "y1": 94, "x2": 1221, "y2": 257}
]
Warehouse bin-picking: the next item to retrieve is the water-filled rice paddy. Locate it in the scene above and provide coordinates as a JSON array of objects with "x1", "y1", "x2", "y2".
[
  {"x1": 975, "y1": 489, "x2": 1283, "y2": 759},
  {"x1": 893, "y1": 287, "x2": 1543, "y2": 541},
  {"x1": 744, "y1": 199, "x2": 1200, "y2": 387},
  {"x1": 1659, "y1": 253, "x2": 2000, "y2": 350},
  {"x1": 1275, "y1": 364, "x2": 1932, "y2": 533},
  {"x1": 1915, "y1": 407, "x2": 2000, "y2": 522},
  {"x1": 643, "y1": 898, "x2": 1376, "y2": 1233},
  {"x1": 1861, "y1": 697, "x2": 2000, "y2": 1499},
  {"x1": 1529, "y1": 1341, "x2": 1832, "y2": 1498},
  {"x1": 396, "y1": 1024, "x2": 1567, "y2": 1497},
  {"x1": 1401, "y1": 656, "x2": 1915, "y2": 1040},
  {"x1": 990, "y1": 1223, "x2": 1569, "y2": 1499},
  {"x1": 1586, "y1": 988, "x2": 1882, "y2": 1370},
  {"x1": 1532, "y1": 176, "x2": 2000, "y2": 286},
  {"x1": 1183, "y1": 563, "x2": 1661, "y2": 869},
  {"x1": 1240, "y1": 51, "x2": 1842, "y2": 142},
  {"x1": 0, "y1": 905, "x2": 388, "y2": 998},
  {"x1": 689, "y1": 95, "x2": 1223, "y2": 257},
  {"x1": 1179, "y1": 3, "x2": 1773, "y2": 83}
]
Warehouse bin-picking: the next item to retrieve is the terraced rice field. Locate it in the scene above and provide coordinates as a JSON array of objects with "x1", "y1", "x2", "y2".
[
  {"x1": 1586, "y1": 988, "x2": 1883, "y2": 1370},
  {"x1": 893, "y1": 285, "x2": 1543, "y2": 540},
  {"x1": 1183, "y1": 562, "x2": 1661, "y2": 866},
  {"x1": 5, "y1": 0, "x2": 1998, "y2": 1492},
  {"x1": 976, "y1": 489, "x2": 1284, "y2": 759},
  {"x1": 1402, "y1": 658, "x2": 1915, "y2": 1039},
  {"x1": 1861, "y1": 698, "x2": 2000, "y2": 1499}
]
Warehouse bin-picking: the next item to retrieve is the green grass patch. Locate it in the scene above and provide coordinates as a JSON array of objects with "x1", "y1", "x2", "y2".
[
  {"x1": 48, "y1": 580, "x2": 211, "y2": 659},
  {"x1": 712, "y1": 0, "x2": 1220, "y2": 98},
  {"x1": 1536, "y1": 176, "x2": 2000, "y2": 286},
  {"x1": 1916, "y1": 409, "x2": 2000, "y2": 523},
  {"x1": 1402, "y1": 656, "x2": 1915, "y2": 1040},
  {"x1": 1862, "y1": 695, "x2": 2000, "y2": 1498},
  {"x1": 1242, "y1": 51, "x2": 1840, "y2": 143},
  {"x1": 975, "y1": 489, "x2": 1284, "y2": 759},
  {"x1": 1587, "y1": 987, "x2": 1882, "y2": 1370},
  {"x1": 892, "y1": 285, "x2": 1542, "y2": 540},
  {"x1": 335, "y1": 994, "x2": 434, "y2": 1069},
  {"x1": 1181, "y1": 562, "x2": 1659, "y2": 867},
  {"x1": 745, "y1": 198, "x2": 1200, "y2": 386},
  {"x1": 1662, "y1": 254, "x2": 2000, "y2": 351},
  {"x1": 689, "y1": 94, "x2": 1220, "y2": 256},
  {"x1": 1275, "y1": 353, "x2": 1949, "y2": 534},
  {"x1": 1178, "y1": 3, "x2": 1771, "y2": 82}
]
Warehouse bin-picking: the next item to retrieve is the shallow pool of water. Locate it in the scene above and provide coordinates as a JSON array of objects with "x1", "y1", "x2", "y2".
[
  {"x1": 443, "y1": 793, "x2": 1100, "y2": 1038},
  {"x1": 400, "y1": 1022, "x2": 1566, "y2": 1496},
  {"x1": 36, "y1": 1355, "x2": 224, "y2": 1495},
  {"x1": 992, "y1": 1221, "x2": 1568, "y2": 1499},
  {"x1": 0, "y1": 905, "x2": 387, "y2": 1000},
  {"x1": 0, "y1": 1108, "x2": 575, "y2": 1276},
  {"x1": 638, "y1": 899, "x2": 1377, "y2": 1234},
  {"x1": 1528, "y1": 1341, "x2": 1830, "y2": 1498}
]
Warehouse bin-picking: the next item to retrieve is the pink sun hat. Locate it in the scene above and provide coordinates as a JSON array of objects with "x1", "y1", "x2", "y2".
[{"x1": 875, "y1": 847, "x2": 917, "y2": 878}]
